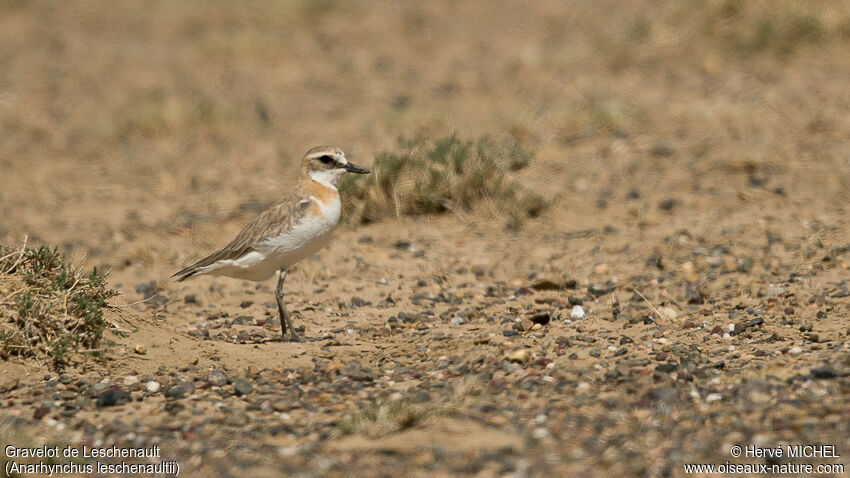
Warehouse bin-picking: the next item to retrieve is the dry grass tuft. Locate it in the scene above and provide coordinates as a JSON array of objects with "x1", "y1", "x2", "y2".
[
  {"x1": 336, "y1": 375, "x2": 482, "y2": 438},
  {"x1": 339, "y1": 135, "x2": 551, "y2": 230},
  {"x1": 0, "y1": 241, "x2": 117, "y2": 366}
]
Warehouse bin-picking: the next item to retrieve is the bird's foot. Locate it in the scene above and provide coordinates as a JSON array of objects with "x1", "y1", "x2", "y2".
[{"x1": 283, "y1": 333, "x2": 302, "y2": 343}]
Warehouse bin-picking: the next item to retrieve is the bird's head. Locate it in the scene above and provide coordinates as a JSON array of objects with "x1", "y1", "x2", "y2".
[{"x1": 301, "y1": 146, "x2": 369, "y2": 187}]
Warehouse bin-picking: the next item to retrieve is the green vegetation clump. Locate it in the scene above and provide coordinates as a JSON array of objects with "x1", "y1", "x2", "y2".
[
  {"x1": 339, "y1": 135, "x2": 550, "y2": 230},
  {"x1": 0, "y1": 243, "x2": 117, "y2": 366},
  {"x1": 725, "y1": 12, "x2": 827, "y2": 57}
]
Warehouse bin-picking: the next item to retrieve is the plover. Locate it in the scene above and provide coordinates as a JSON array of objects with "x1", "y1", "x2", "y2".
[{"x1": 173, "y1": 146, "x2": 370, "y2": 342}]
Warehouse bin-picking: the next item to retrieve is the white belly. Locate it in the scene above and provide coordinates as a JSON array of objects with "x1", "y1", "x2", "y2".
[{"x1": 201, "y1": 196, "x2": 341, "y2": 281}]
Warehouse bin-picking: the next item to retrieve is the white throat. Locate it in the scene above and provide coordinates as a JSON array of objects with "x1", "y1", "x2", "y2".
[{"x1": 308, "y1": 169, "x2": 343, "y2": 190}]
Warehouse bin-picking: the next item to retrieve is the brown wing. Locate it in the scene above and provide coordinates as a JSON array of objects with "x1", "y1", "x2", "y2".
[{"x1": 173, "y1": 186, "x2": 312, "y2": 281}]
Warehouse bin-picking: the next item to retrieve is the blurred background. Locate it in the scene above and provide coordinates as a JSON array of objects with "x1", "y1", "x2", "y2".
[{"x1": 2, "y1": 0, "x2": 850, "y2": 266}]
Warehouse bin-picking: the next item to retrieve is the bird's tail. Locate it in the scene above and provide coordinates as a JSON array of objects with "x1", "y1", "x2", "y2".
[{"x1": 172, "y1": 264, "x2": 203, "y2": 282}]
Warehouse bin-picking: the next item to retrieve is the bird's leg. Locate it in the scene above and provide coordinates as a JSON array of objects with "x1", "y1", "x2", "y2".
[{"x1": 275, "y1": 269, "x2": 300, "y2": 342}]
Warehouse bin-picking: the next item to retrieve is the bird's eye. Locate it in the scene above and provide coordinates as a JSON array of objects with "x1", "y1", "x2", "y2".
[{"x1": 318, "y1": 155, "x2": 334, "y2": 164}]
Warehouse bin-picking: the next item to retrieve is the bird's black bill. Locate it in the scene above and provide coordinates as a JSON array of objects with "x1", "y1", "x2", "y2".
[{"x1": 344, "y1": 162, "x2": 370, "y2": 174}]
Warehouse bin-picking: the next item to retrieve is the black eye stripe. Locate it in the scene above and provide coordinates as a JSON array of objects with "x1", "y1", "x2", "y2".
[{"x1": 318, "y1": 155, "x2": 334, "y2": 164}]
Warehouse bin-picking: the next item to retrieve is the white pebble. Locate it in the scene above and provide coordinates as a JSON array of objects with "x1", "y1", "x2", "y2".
[
  {"x1": 278, "y1": 446, "x2": 299, "y2": 457},
  {"x1": 145, "y1": 381, "x2": 160, "y2": 393},
  {"x1": 570, "y1": 305, "x2": 586, "y2": 320},
  {"x1": 706, "y1": 393, "x2": 722, "y2": 403}
]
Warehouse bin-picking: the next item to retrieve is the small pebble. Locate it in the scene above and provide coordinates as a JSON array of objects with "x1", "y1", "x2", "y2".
[
  {"x1": 570, "y1": 305, "x2": 586, "y2": 320},
  {"x1": 234, "y1": 378, "x2": 253, "y2": 396},
  {"x1": 208, "y1": 370, "x2": 228, "y2": 387},
  {"x1": 97, "y1": 389, "x2": 131, "y2": 407}
]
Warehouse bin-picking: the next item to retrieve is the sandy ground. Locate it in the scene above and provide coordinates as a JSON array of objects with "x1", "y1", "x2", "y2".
[{"x1": 2, "y1": 1, "x2": 850, "y2": 476}]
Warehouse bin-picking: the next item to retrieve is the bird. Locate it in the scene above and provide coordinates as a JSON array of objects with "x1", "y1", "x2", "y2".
[{"x1": 173, "y1": 146, "x2": 370, "y2": 342}]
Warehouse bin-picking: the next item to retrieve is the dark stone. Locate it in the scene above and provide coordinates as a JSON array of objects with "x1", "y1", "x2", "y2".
[
  {"x1": 811, "y1": 367, "x2": 841, "y2": 379},
  {"x1": 655, "y1": 363, "x2": 678, "y2": 373},
  {"x1": 651, "y1": 142, "x2": 675, "y2": 157},
  {"x1": 398, "y1": 312, "x2": 423, "y2": 323},
  {"x1": 148, "y1": 294, "x2": 168, "y2": 309},
  {"x1": 184, "y1": 294, "x2": 198, "y2": 304},
  {"x1": 207, "y1": 370, "x2": 228, "y2": 387},
  {"x1": 165, "y1": 382, "x2": 195, "y2": 400},
  {"x1": 588, "y1": 284, "x2": 612, "y2": 297},
  {"x1": 350, "y1": 297, "x2": 369, "y2": 307},
  {"x1": 393, "y1": 240, "x2": 414, "y2": 251},
  {"x1": 234, "y1": 378, "x2": 253, "y2": 396},
  {"x1": 531, "y1": 279, "x2": 561, "y2": 291},
  {"x1": 528, "y1": 312, "x2": 550, "y2": 326},
  {"x1": 658, "y1": 198, "x2": 678, "y2": 211},
  {"x1": 646, "y1": 253, "x2": 663, "y2": 270},
  {"x1": 502, "y1": 330, "x2": 518, "y2": 337},
  {"x1": 96, "y1": 389, "x2": 131, "y2": 407},
  {"x1": 342, "y1": 361, "x2": 373, "y2": 382},
  {"x1": 135, "y1": 281, "x2": 159, "y2": 299},
  {"x1": 730, "y1": 323, "x2": 745, "y2": 336},
  {"x1": 568, "y1": 296, "x2": 583, "y2": 306},
  {"x1": 240, "y1": 300, "x2": 253, "y2": 308}
]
